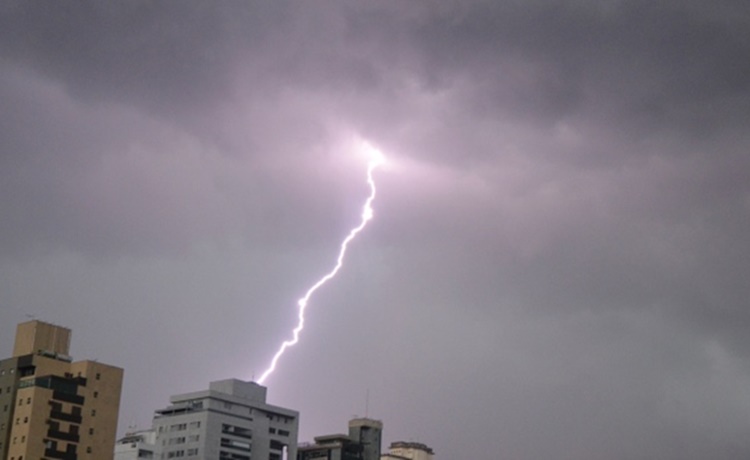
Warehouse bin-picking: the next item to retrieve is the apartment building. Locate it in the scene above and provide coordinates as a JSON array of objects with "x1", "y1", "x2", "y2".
[
  {"x1": 150, "y1": 379, "x2": 298, "y2": 460},
  {"x1": 0, "y1": 320, "x2": 123, "y2": 460}
]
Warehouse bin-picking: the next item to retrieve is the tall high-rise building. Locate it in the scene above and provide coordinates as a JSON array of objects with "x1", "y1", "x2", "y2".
[
  {"x1": 149, "y1": 378, "x2": 298, "y2": 460},
  {"x1": 298, "y1": 418, "x2": 382, "y2": 460},
  {"x1": 0, "y1": 320, "x2": 124, "y2": 460}
]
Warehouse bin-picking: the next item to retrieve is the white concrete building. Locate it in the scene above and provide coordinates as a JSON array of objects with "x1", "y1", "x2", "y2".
[{"x1": 151, "y1": 379, "x2": 298, "y2": 460}]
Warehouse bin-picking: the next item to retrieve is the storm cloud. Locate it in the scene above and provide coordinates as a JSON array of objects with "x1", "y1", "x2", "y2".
[{"x1": 1, "y1": 2, "x2": 749, "y2": 459}]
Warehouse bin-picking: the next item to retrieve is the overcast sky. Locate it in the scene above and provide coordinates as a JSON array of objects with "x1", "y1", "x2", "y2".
[{"x1": 1, "y1": 1, "x2": 750, "y2": 459}]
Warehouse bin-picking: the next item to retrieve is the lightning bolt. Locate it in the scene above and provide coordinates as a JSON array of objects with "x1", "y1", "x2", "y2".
[{"x1": 257, "y1": 143, "x2": 385, "y2": 384}]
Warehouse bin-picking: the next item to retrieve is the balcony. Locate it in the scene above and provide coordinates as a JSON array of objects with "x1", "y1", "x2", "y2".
[
  {"x1": 48, "y1": 429, "x2": 81, "y2": 443},
  {"x1": 49, "y1": 410, "x2": 83, "y2": 424},
  {"x1": 52, "y1": 390, "x2": 84, "y2": 405},
  {"x1": 44, "y1": 448, "x2": 78, "y2": 460}
]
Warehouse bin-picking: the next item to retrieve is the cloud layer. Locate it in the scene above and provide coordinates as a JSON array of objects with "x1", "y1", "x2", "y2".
[{"x1": 1, "y1": 2, "x2": 749, "y2": 459}]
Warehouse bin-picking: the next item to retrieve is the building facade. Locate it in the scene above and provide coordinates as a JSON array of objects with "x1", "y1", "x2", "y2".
[
  {"x1": 0, "y1": 320, "x2": 124, "y2": 460},
  {"x1": 150, "y1": 379, "x2": 298, "y2": 460},
  {"x1": 298, "y1": 418, "x2": 382, "y2": 460}
]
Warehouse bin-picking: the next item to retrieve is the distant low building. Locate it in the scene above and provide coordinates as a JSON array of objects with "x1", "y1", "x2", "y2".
[
  {"x1": 298, "y1": 434, "x2": 362, "y2": 460},
  {"x1": 114, "y1": 428, "x2": 157, "y2": 459},
  {"x1": 0, "y1": 320, "x2": 124, "y2": 460},
  {"x1": 381, "y1": 441, "x2": 434, "y2": 460},
  {"x1": 298, "y1": 418, "x2": 383, "y2": 460}
]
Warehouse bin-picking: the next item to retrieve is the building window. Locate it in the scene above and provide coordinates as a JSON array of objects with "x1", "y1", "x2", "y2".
[
  {"x1": 91, "y1": 409, "x2": 96, "y2": 416},
  {"x1": 89, "y1": 428, "x2": 94, "y2": 435},
  {"x1": 26, "y1": 397, "x2": 30, "y2": 404},
  {"x1": 222, "y1": 424, "x2": 252, "y2": 439},
  {"x1": 96, "y1": 373, "x2": 101, "y2": 380},
  {"x1": 219, "y1": 451, "x2": 250, "y2": 460},
  {"x1": 220, "y1": 438, "x2": 251, "y2": 452},
  {"x1": 87, "y1": 447, "x2": 92, "y2": 453}
]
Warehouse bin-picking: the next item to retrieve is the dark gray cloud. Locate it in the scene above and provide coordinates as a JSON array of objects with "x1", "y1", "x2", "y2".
[{"x1": 1, "y1": 1, "x2": 749, "y2": 459}]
